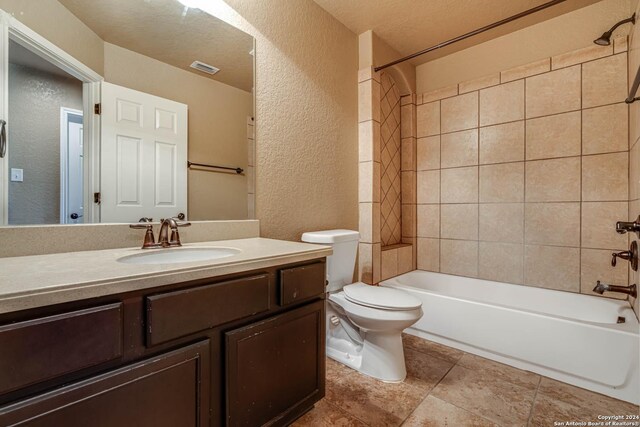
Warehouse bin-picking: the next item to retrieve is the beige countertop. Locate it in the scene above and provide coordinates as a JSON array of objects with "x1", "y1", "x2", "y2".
[{"x1": 0, "y1": 238, "x2": 331, "y2": 314}]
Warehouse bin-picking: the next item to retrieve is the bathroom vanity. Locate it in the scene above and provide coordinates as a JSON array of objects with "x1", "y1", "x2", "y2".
[{"x1": 0, "y1": 238, "x2": 330, "y2": 427}]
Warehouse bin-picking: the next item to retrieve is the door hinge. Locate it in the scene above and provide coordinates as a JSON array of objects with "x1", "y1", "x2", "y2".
[
  {"x1": 93, "y1": 192, "x2": 101, "y2": 204},
  {"x1": 94, "y1": 103, "x2": 101, "y2": 115}
]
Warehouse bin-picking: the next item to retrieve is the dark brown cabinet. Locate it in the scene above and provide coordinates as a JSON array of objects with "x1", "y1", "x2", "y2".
[
  {"x1": 0, "y1": 259, "x2": 326, "y2": 427},
  {"x1": 225, "y1": 300, "x2": 324, "y2": 426},
  {"x1": 0, "y1": 341, "x2": 210, "y2": 427}
]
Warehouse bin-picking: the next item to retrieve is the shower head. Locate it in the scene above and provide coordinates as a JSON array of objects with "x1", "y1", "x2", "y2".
[{"x1": 593, "y1": 13, "x2": 635, "y2": 46}]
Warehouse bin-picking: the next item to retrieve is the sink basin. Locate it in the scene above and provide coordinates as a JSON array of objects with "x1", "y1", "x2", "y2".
[{"x1": 117, "y1": 247, "x2": 241, "y2": 265}]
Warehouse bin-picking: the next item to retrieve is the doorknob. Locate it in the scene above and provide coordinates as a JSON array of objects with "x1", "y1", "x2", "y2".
[{"x1": 70, "y1": 213, "x2": 83, "y2": 220}]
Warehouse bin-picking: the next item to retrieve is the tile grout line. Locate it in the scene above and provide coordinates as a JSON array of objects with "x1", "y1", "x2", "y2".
[
  {"x1": 525, "y1": 376, "x2": 543, "y2": 426},
  {"x1": 397, "y1": 351, "x2": 462, "y2": 427}
]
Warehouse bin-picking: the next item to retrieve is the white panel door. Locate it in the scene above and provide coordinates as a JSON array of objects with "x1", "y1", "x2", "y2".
[{"x1": 100, "y1": 82, "x2": 187, "y2": 223}]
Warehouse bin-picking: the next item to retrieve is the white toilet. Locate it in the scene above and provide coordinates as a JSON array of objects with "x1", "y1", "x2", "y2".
[{"x1": 301, "y1": 229, "x2": 423, "y2": 382}]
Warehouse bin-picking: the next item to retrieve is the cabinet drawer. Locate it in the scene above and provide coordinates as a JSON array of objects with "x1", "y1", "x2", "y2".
[
  {"x1": 279, "y1": 262, "x2": 325, "y2": 306},
  {"x1": 146, "y1": 274, "x2": 270, "y2": 346},
  {"x1": 0, "y1": 303, "x2": 123, "y2": 395},
  {"x1": 0, "y1": 341, "x2": 210, "y2": 427}
]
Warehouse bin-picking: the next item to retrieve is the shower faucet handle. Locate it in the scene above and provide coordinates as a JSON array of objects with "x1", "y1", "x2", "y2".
[
  {"x1": 615, "y1": 215, "x2": 640, "y2": 237},
  {"x1": 611, "y1": 241, "x2": 638, "y2": 271}
]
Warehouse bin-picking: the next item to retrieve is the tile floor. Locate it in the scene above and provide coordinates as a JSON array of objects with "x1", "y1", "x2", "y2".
[{"x1": 293, "y1": 334, "x2": 639, "y2": 427}]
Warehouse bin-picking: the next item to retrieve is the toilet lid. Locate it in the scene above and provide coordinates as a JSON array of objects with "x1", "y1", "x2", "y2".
[{"x1": 343, "y1": 283, "x2": 422, "y2": 310}]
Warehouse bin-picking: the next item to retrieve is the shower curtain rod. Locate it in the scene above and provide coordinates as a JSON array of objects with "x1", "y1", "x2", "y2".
[{"x1": 374, "y1": 0, "x2": 567, "y2": 72}]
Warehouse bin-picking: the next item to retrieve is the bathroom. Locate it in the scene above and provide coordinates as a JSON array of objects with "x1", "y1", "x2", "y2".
[{"x1": 0, "y1": 0, "x2": 638, "y2": 426}]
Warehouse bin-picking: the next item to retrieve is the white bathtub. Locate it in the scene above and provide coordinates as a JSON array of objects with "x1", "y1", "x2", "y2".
[{"x1": 381, "y1": 270, "x2": 640, "y2": 404}]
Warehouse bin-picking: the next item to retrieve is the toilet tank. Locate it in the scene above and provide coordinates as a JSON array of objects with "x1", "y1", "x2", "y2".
[{"x1": 301, "y1": 230, "x2": 359, "y2": 292}]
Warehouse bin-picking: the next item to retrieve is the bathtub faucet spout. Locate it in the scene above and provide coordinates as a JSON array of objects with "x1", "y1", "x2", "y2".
[{"x1": 592, "y1": 281, "x2": 637, "y2": 298}]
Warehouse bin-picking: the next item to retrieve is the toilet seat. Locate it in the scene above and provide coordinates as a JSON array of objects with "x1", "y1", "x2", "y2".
[{"x1": 343, "y1": 282, "x2": 422, "y2": 311}]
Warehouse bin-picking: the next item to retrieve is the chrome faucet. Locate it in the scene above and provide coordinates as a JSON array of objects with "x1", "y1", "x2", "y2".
[
  {"x1": 592, "y1": 281, "x2": 637, "y2": 298},
  {"x1": 129, "y1": 216, "x2": 191, "y2": 249}
]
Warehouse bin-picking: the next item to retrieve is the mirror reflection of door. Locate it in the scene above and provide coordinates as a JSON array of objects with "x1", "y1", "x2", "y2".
[
  {"x1": 7, "y1": 40, "x2": 84, "y2": 225},
  {"x1": 60, "y1": 109, "x2": 83, "y2": 224}
]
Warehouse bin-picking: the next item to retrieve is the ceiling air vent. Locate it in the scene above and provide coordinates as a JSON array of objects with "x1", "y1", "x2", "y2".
[{"x1": 190, "y1": 60, "x2": 220, "y2": 75}]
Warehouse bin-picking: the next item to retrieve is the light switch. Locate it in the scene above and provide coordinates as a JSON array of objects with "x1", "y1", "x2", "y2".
[{"x1": 10, "y1": 168, "x2": 23, "y2": 182}]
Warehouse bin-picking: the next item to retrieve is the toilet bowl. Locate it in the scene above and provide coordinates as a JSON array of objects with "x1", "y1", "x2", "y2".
[{"x1": 301, "y1": 230, "x2": 423, "y2": 382}]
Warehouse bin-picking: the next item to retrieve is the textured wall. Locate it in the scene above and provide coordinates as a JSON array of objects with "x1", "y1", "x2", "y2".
[
  {"x1": 213, "y1": 0, "x2": 359, "y2": 241},
  {"x1": 0, "y1": 0, "x2": 104, "y2": 74},
  {"x1": 8, "y1": 63, "x2": 82, "y2": 225},
  {"x1": 414, "y1": 41, "x2": 631, "y2": 301},
  {"x1": 629, "y1": 0, "x2": 640, "y2": 318},
  {"x1": 103, "y1": 43, "x2": 253, "y2": 220},
  {"x1": 416, "y1": 0, "x2": 634, "y2": 93}
]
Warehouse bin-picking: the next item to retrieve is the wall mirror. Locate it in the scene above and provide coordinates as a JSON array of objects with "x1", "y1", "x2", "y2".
[{"x1": 0, "y1": 0, "x2": 255, "y2": 225}]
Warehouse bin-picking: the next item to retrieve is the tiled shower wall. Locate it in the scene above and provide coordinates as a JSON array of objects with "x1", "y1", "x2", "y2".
[
  {"x1": 629, "y1": 1, "x2": 640, "y2": 317},
  {"x1": 416, "y1": 38, "x2": 632, "y2": 299},
  {"x1": 379, "y1": 72, "x2": 402, "y2": 247}
]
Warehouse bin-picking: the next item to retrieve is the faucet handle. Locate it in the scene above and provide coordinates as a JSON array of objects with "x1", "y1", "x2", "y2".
[{"x1": 129, "y1": 223, "x2": 158, "y2": 249}]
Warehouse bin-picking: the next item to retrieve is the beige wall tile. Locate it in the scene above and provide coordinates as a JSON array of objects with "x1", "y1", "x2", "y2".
[
  {"x1": 631, "y1": 99, "x2": 640, "y2": 147},
  {"x1": 381, "y1": 248, "x2": 398, "y2": 281},
  {"x1": 441, "y1": 92, "x2": 478, "y2": 133},
  {"x1": 402, "y1": 203, "x2": 415, "y2": 238},
  {"x1": 479, "y1": 80, "x2": 524, "y2": 126},
  {"x1": 613, "y1": 36, "x2": 627, "y2": 53},
  {"x1": 479, "y1": 121, "x2": 524, "y2": 165},
  {"x1": 524, "y1": 202, "x2": 581, "y2": 247},
  {"x1": 417, "y1": 101, "x2": 440, "y2": 137},
  {"x1": 631, "y1": 142, "x2": 640, "y2": 200},
  {"x1": 441, "y1": 129, "x2": 478, "y2": 169},
  {"x1": 422, "y1": 84, "x2": 458, "y2": 103},
  {"x1": 359, "y1": 161, "x2": 380, "y2": 203},
  {"x1": 459, "y1": 73, "x2": 500, "y2": 94},
  {"x1": 417, "y1": 238, "x2": 440, "y2": 272},
  {"x1": 581, "y1": 202, "x2": 629, "y2": 250},
  {"x1": 479, "y1": 242, "x2": 524, "y2": 284},
  {"x1": 500, "y1": 58, "x2": 550, "y2": 83},
  {"x1": 359, "y1": 202, "x2": 380, "y2": 244},
  {"x1": 358, "y1": 243, "x2": 374, "y2": 284},
  {"x1": 417, "y1": 204, "x2": 440, "y2": 238},
  {"x1": 551, "y1": 44, "x2": 612, "y2": 70},
  {"x1": 402, "y1": 171, "x2": 416, "y2": 204},
  {"x1": 580, "y1": 248, "x2": 628, "y2": 299},
  {"x1": 417, "y1": 170, "x2": 440, "y2": 204},
  {"x1": 397, "y1": 245, "x2": 413, "y2": 274},
  {"x1": 417, "y1": 136, "x2": 440, "y2": 170},
  {"x1": 479, "y1": 203, "x2": 524, "y2": 244},
  {"x1": 582, "y1": 54, "x2": 627, "y2": 109},
  {"x1": 441, "y1": 167, "x2": 478, "y2": 204},
  {"x1": 359, "y1": 120, "x2": 380, "y2": 163},
  {"x1": 479, "y1": 162, "x2": 524, "y2": 203},
  {"x1": 401, "y1": 137, "x2": 415, "y2": 171},
  {"x1": 582, "y1": 103, "x2": 629, "y2": 155},
  {"x1": 441, "y1": 204, "x2": 479, "y2": 240},
  {"x1": 525, "y1": 111, "x2": 581, "y2": 160},
  {"x1": 582, "y1": 152, "x2": 628, "y2": 201},
  {"x1": 358, "y1": 79, "x2": 381, "y2": 123},
  {"x1": 400, "y1": 104, "x2": 416, "y2": 139},
  {"x1": 440, "y1": 240, "x2": 478, "y2": 277},
  {"x1": 524, "y1": 245, "x2": 580, "y2": 292},
  {"x1": 525, "y1": 157, "x2": 581, "y2": 202},
  {"x1": 526, "y1": 65, "x2": 581, "y2": 118}
]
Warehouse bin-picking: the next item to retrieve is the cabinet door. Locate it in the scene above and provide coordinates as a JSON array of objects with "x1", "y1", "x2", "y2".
[
  {"x1": 0, "y1": 341, "x2": 210, "y2": 427},
  {"x1": 225, "y1": 300, "x2": 325, "y2": 427}
]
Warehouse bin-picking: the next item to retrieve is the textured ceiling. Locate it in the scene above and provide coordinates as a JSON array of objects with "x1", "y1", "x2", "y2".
[
  {"x1": 313, "y1": 0, "x2": 602, "y2": 66},
  {"x1": 59, "y1": 0, "x2": 254, "y2": 92}
]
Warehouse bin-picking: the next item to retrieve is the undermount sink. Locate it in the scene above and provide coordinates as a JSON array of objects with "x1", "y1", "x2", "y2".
[{"x1": 117, "y1": 247, "x2": 241, "y2": 265}]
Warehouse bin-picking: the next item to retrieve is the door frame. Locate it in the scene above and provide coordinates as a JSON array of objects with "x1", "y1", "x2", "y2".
[
  {"x1": 0, "y1": 10, "x2": 103, "y2": 225},
  {"x1": 60, "y1": 107, "x2": 83, "y2": 224}
]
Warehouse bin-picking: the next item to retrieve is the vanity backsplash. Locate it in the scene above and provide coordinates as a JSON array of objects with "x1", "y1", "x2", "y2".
[{"x1": 0, "y1": 220, "x2": 260, "y2": 258}]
